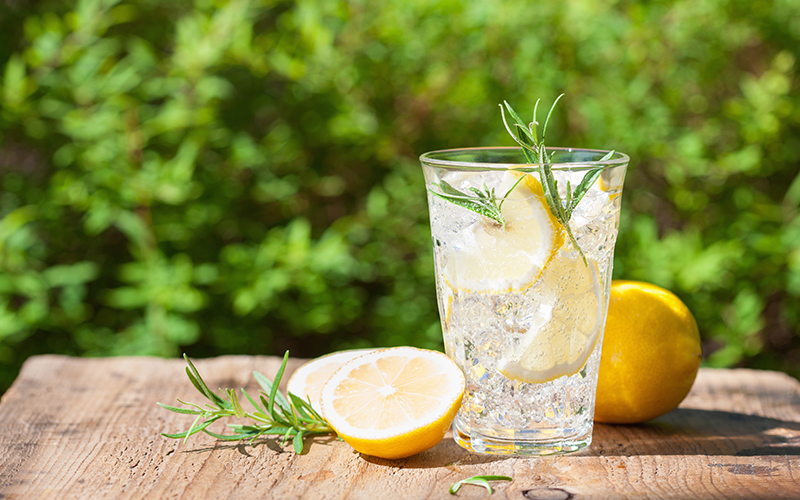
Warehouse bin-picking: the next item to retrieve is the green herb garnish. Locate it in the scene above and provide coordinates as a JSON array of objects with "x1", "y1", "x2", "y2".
[
  {"x1": 427, "y1": 95, "x2": 615, "y2": 265},
  {"x1": 449, "y1": 475, "x2": 513, "y2": 495},
  {"x1": 499, "y1": 94, "x2": 615, "y2": 264},
  {"x1": 429, "y1": 176, "x2": 525, "y2": 228},
  {"x1": 158, "y1": 351, "x2": 334, "y2": 454}
]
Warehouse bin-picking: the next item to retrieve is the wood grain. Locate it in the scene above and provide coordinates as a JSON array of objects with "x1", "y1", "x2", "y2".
[{"x1": 1, "y1": 355, "x2": 798, "y2": 499}]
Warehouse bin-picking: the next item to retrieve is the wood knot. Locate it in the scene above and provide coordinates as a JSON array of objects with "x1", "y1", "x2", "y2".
[{"x1": 522, "y1": 488, "x2": 574, "y2": 500}]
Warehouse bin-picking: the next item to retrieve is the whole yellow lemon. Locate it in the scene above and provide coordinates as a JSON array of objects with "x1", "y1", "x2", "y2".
[{"x1": 594, "y1": 280, "x2": 702, "y2": 424}]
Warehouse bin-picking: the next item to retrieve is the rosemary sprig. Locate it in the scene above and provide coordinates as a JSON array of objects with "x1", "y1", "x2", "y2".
[
  {"x1": 449, "y1": 475, "x2": 513, "y2": 495},
  {"x1": 429, "y1": 176, "x2": 525, "y2": 228},
  {"x1": 158, "y1": 351, "x2": 335, "y2": 454},
  {"x1": 499, "y1": 95, "x2": 615, "y2": 265}
]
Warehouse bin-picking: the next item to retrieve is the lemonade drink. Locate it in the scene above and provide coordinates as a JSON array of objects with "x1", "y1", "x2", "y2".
[{"x1": 421, "y1": 147, "x2": 628, "y2": 455}]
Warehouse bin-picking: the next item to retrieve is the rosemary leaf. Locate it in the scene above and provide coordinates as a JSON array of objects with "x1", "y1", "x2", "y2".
[
  {"x1": 202, "y1": 429, "x2": 251, "y2": 441},
  {"x1": 161, "y1": 416, "x2": 220, "y2": 441},
  {"x1": 566, "y1": 167, "x2": 604, "y2": 218},
  {"x1": 184, "y1": 354, "x2": 230, "y2": 410},
  {"x1": 449, "y1": 475, "x2": 512, "y2": 495},
  {"x1": 228, "y1": 388, "x2": 246, "y2": 419},
  {"x1": 566, "y1": 150, "x2": 614, "y2": 218},
  {"x1": 499, "y1": 103, "x2": 537, "y2": 158},
  {"x1": 253, "y1": 367, "x2": 292, "y2": 414},
  {"x1": 281, "y1": 426, "x2": 294, "y2": 446},
  {"x1": 541, "y1": 93, "x2": 564, "y2": 145},
  {"x1": 157, "y1": 403, "x2": 202, "y2": 415},
  {"x1": 241, "y1": 388, "x2": 265, "y2": 414},
  {"x1": 293, "y1": 431, "x2": 306, "y2": 454}
]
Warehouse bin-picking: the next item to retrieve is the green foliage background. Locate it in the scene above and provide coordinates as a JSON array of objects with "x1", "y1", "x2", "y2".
[{"x1": 1, "y1": 0, "x2": 799, "y2": 391}]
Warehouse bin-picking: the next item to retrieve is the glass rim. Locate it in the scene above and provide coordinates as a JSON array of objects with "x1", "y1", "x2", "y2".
[{"x1": 419, "y1": 146, "x2": 629, "y2": 171}]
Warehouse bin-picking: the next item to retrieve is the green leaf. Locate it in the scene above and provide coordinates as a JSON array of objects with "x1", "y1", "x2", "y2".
[
  {"x1": 184, "y1": 354, "x2": 231, "y2": 409},
  {"x1": 499, "y1": 102, "x2": 537, "y2": 159},
  {"x1": 161, "y1": 431, "x2": 192, "y2": 439},
  {"x1": 228, "y1": 388, "x2": 246, "y2": 418},
  {"x1": 42, "y1": 261, "x2": 99, "y2": 287},
  {"x1": 301, "y1": 396, "x2": 326, "y2": 421},
  {"x1": 502, "y1": 101, "x2": 536, "y2": 148},
  {"x1": 498, "y1": 173, "x2": 526, "y2": 212},
  {"x1": 160, "y1": 416, "x2": 221, "y2": 441},
  {"x1": 184, "y1": 415, "x2": 203, "y2": 442},
  {"x1": 566, "y1": 166, "x2": 605, "y2": 217},
  {"x1": 185, "y1": 367, "x2": 207, "y2": 397},
  {"x1": 449, "y1": 475, "x2": 512, "y2": 495},
  {"x1": 293, "y1": 431, "x2": 306, "y2": 454},
  {"x1": 288, "y1": 392, "x2": 314, "y2": 419},
  {"x1": 253, "y1": 351, "x2": 292, "y2": 415},
  {"x1": 202, "y1": 429, "x2": 250, "y2": 441},
  {"x1": 281, "y1": 426, "x2": 294, "y2": 445},
  {"x1": 241, "y1": 388, "x2": 265, "y2": 414},
  {"x1": 156, "y1": 402, "x2": 202, "y2": 415},
  {"x1": 232, "y1": 425, "x2": 294, "y2": 436},
  {"x1": 541, "y1": 93, "x2": 564, "y2": 145}
]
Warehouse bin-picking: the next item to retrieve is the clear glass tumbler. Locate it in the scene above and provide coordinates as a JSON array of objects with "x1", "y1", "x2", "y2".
[{"x1": 420, "y1": 147, "x2": 628, "y2": 456}]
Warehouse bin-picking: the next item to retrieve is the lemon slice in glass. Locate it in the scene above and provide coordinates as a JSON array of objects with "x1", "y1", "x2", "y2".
[
  {"x1": 443, "y1": 173, "x2": 563, "y2": 294},
  {"x1": 497, "y1": 248, "x2": 605, "y2": 383}
]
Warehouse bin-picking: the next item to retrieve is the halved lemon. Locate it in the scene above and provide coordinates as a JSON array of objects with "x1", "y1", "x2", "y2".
[
  {"x1": 443, "y1": 172, "x2": 563, "y2": 294},
  {"x1": 286, "y1": 349, "x2": 377, "y2": 413},
  {"x1": 497, "y1": 247, "x2": 604, "y2": 383},
  {"x1": 319, "y1": 347, "x2": 465, "y2": 459}
]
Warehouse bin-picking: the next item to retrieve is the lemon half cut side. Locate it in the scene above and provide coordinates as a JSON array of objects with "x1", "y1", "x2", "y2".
[
  {"x1": 319, "y1": 347, "x2": 465, "y2": 459},
  {"x1": 497, "y1": 248, "x2": 605, "y2": 384},
  {"x1": 443, "y1": 172, "x2": 564, "y2": 295},
  {"x1": 286, "y1": 348, "x2": 377, "y2": 413}
]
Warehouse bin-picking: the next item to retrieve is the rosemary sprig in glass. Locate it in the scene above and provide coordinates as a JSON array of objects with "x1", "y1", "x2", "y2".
[
  {"x1": 499, "y1": 94, "x2": 615, "y2": 265},
  {"x1": 158, "y1": 351, "x2": 334, "y2": 454},
  {"x1": 427, "y1": 95, "x2": 614, "y2": 265},
  {"x1": 428, "y1": 176, "x2": 525, "y2": 228}
]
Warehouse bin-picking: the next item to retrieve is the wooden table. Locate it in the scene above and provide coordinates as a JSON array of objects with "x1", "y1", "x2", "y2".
[{"x1": 1, "y1": 355, "x2": 798, "y2": 499}]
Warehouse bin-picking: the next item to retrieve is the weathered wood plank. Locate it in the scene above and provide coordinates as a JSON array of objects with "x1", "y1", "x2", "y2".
[{"x1": 1, "y1": 355, "x2": 798, "y2": 499}]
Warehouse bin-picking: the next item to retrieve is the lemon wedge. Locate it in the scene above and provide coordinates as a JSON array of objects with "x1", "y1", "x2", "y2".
[
  {"x1": 497, "y1": 248, "x2": 604, "y2": 383},
  {"x1": 319, "y1": 347, "x2": 465, "y2": 459},
  {"x1": 286, "y1": 349, "x2": 377, "y2": 413},
  {"x1": 443, "y1": 172, "x2": 563, "y2": 294}
]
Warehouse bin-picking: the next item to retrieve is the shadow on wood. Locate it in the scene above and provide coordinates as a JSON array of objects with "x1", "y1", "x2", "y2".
[
  {"x1": 360, "y1": 434, "x2": 506, "y2": 468},
  {"x1": 178, "y1": 433, "x2": 341, "y2": 456},
  {"x1": 586, "y1": 408, "x2": 800, "y2": 457}
]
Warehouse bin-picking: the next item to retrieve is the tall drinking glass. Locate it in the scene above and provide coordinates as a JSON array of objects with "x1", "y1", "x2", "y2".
[{"x1": 420, "y1": 147, "x2": 628, "y2": 456}]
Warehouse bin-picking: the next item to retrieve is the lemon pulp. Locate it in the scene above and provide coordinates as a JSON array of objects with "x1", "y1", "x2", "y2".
[{"x1": 286, "y1": 349, "x2": 376, "y2": 413}]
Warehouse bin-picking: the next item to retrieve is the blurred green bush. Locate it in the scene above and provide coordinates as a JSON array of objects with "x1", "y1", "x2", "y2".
[{"x1": 1, "y1": 0, "x2": 798, "y2": 391}]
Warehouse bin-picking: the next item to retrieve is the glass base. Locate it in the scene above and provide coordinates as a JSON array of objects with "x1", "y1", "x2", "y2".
[{"x1": 453, "y1": 419, "x2": 592, "y2": 456}]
